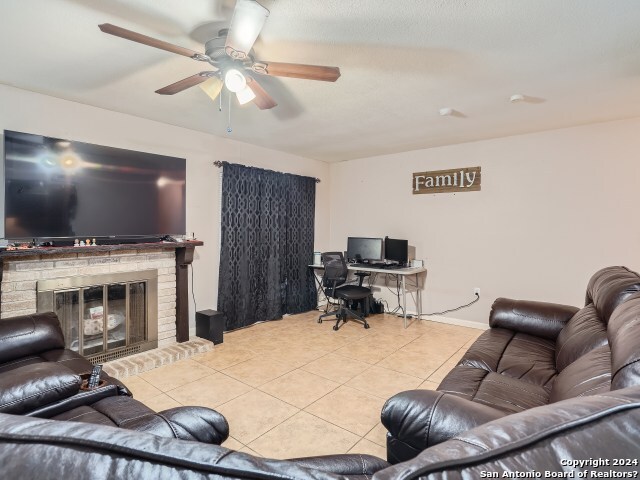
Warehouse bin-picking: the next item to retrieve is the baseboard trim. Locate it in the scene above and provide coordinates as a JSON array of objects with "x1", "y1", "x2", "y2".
[{"x1": 402, "y1": 312, "x2": 488, "y2": 330}]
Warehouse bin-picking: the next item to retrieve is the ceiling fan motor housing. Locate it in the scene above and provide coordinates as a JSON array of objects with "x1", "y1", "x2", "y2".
[{"x1": 205, "y1": 31, "x2": 229, "y2": 62}]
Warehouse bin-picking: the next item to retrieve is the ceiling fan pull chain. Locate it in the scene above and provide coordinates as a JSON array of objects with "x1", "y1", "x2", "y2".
[
  {"x1": 227, "y1": 92, "x2": 233, "y2": 133},
  {"x1": 218, "y1": 87, "x2": 223, "y2": 112}
]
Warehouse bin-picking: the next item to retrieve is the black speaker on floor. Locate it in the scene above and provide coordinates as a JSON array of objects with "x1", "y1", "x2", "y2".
[{"x1": 195, "y1": 309, "x2": 225, "y2": 345}]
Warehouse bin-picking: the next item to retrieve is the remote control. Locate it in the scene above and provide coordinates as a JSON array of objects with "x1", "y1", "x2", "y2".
[{"x1": 87, "y1": 364, "x2": 103, "y2": 389}]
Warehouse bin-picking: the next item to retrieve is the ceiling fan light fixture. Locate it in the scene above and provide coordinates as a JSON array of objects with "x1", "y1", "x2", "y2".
[
  {"x1": 225, "y1": 69, "x2": 247, "y2": 93},
  {"x1": 199, "y1": 77, "x2": 223, "y2": 101},
  {"x1": 236, "y1": 85, "x2": 257, "y2": 105},
  {"x1": 225, "y1": 0, "x2": 270, "y2": 59}
]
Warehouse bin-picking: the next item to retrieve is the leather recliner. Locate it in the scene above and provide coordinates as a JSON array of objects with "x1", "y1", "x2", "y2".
[
  {"x1": 0, "y1": 311, "x2": 229, "y2": 444},
  {"x1": 381, "y1": 266, "x2": 640, "y2": 463}
]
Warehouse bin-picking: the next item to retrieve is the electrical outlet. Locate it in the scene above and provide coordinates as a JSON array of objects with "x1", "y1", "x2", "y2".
[{"x1": 474, "y1": 288, "x2": 481, "y2": 296}]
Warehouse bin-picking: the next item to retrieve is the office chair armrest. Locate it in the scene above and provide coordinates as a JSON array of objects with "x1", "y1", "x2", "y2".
[
  {"x1": 354, "y1": 271, "x2": 370, "y2": 287},
  {"x1": 326, "y1": 279, "x2": 339, "y2": 297}
]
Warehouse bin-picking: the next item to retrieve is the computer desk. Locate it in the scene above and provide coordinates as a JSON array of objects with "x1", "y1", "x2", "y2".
[{"x1": 309, "y1": 264, "x2": 428, "y2": 329}]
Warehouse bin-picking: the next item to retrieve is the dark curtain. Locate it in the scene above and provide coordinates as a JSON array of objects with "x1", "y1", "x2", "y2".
[
  {"x1": 218, "y1": 162, "x2": 316, "y2": 330},
  {"x1": 284, "y1": 174, "x2": 317, "y2": 314}
]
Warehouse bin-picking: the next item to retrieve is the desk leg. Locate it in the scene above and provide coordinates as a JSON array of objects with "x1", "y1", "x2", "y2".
[
  {"x1": 310, "y1": 268, "x2": 327, "y2": 311},
  {"x1": 402, "y1": 275, "x2": 407, "y2": 329},
  {"x1": 416, "y1": 273, "x2": 422, "y2": 323}
]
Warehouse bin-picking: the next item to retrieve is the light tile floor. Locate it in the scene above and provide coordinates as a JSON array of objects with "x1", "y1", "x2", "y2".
[{"x1": 124, "y1": 311, "x2": 483, "y2": 460}]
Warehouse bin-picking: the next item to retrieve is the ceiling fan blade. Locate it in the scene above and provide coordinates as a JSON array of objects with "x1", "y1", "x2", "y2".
[
  {"x1": 99, "y1": 23, "x2": 209, "y2": 61},
  {"x1": 247, "y1": 76, "x2": 277, "y2": 110},
  {"x1": 251, "y1": 61, "x2": 341, "y2": 82},
  {"x1": 224, "y1": 0, "x2": 269, "y2": 60},
  {"x1": 156, "y1": 73, "x2": 216, "y2": 95},
  {"x1": 199, "y1": 77, "x2": 224, "y2": 102}
]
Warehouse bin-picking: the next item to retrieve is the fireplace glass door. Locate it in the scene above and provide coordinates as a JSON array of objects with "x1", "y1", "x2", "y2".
[
  {"x1": 38, "y1": 270, "x2": 158, "y2": 363},
  {"x1": 54, "y1": 283, "x2": 135, "y2": 356}
]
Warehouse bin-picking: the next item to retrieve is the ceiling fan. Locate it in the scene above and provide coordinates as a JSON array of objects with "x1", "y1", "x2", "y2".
[{"x1": 99, "y1": 0, "x2": 341, "y2": 110}]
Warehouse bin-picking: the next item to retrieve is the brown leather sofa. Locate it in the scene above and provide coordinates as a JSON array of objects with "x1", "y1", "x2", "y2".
[
  {"x1": 0, "y1": 385, "x2": 638, "y2": 479},
  {"x1": 382, "y1": 266, "x2": 640, "y2": 463},
  {"x1": 0, "y1": 311, "x2": 229, "y2": 444}
]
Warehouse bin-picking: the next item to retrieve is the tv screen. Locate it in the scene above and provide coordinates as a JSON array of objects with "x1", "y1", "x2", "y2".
[
  {"x1": 346, "y1": 237, "x2": 383, "y2": 262},
  {"x1": 3, "y1": 130, "x2": 186, "y2": 240}
]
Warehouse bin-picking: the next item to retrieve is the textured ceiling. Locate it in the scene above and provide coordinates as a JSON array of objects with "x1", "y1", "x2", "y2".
[{"x1": 1, "y1": 0, "x2": 640, "y2": 162}]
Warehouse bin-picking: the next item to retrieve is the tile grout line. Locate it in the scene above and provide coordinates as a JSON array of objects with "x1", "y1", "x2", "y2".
[{"x1": 135, "y1": 313, "x2": 477, "y2": 458}]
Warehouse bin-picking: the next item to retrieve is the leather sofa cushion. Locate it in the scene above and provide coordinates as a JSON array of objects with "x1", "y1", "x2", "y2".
[
  {"x1": 438, "y1": 366, "x2": 490, "y2": 400},
  {"x1": 0, "y1": 312, "x2": 65, "y2": 364},
  {"x1": 459, "y1": 329, "x2": 556, "y2": 389},
  {"x1": 608, "y1": 294, "x2": 640, "y2": 389},
  {"x1": 0, "y1": 362, "x2": 81, "y2": 414},
  {"x1": 438, "y1": 367, "x2": 549, "y2": 415},
  {"x1": 555, "y1": 304, "x2": 607, "y2": 371},
  {"x1": 549, "y1": 345, "x2": 611, "y2": 402},
  {"x1": 457, "y1": 328, "x2": 514, "y2": 372},
  {"x1": 585, "y1": 266, "x2": 640, "y2": 324},
  {"x1": 472, "y1": 372, "x2": 549, "y2": 414}
]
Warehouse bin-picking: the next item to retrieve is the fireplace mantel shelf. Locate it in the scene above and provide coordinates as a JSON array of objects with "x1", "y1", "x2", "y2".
[
  {"x1": 0, "y1": 241, "x2": 203, "y2": 344},
  {"x1": 0, "y1": 240, "x2": 203, "y2": 259}
]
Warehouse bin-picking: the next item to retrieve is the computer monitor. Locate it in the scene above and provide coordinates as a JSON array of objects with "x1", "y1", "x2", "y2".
[
  {"x1": 385, "y1": 237, "x2": 409, "y2": 265},
  {"x1": 346, "y1": 237, "x2": 383, "y2": 263}
]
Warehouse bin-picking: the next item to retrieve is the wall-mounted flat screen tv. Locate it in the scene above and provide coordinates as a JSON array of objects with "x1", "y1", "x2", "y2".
[{"x1": 3, "y1": 130, "x2": 186, "y2": 240}]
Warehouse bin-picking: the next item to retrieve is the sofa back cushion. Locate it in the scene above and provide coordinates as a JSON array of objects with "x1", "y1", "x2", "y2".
[
  {"x1": 555, "y1": 304, "x2": 607, "y2": 371},
  {"x1": 549, "y1": 345, "x2": 611, "y2": 403},
  {"x1": 0, "y1": 312, "x2": 65, "y2": 364},
  {"x1": 608, "y1": 294, "x2": 640, "y2": 390},
  {"x1": 585, "y1": 266, "x2": 640, "y2": 324}
]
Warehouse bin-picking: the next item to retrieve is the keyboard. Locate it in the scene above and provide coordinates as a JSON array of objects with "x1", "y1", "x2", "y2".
[{"x1": 350, "y1": 262, "x2": 402, "y2": 269}]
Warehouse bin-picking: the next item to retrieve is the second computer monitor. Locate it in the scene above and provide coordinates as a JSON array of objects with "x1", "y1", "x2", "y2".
[
  {"x1": 346, "y1": 237, "x2": 383, "y2": 263},
  {"x1": 385, "y1": 237, "x2": 409, "y2": 265}
]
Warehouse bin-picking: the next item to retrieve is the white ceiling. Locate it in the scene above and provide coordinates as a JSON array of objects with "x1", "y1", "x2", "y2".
[{"x1": 1, "y1": 0, "x2": 640, "y2": 162}]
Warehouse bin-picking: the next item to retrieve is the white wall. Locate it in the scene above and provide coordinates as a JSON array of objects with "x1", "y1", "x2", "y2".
[
  {"x1": 329, "y1": 118, "x2": 640, "y2": 326},
  {"x1": 0, "y1": 84, "x2": 330, "y2": 326}
]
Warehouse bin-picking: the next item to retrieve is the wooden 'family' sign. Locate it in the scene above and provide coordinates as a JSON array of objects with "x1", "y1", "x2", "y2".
[{"x1": 413, "y1": 166, "x2": 481, "y2": 194}]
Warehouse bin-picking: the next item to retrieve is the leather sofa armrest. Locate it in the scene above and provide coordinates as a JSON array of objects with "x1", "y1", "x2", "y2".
[
  {"x1": 0, "y1": 363, "x2": 81, "y2": 414},
  {"x1": 156, "y1": 406, "x2": 230, "y2": 445},
  {"x1": 489, "y1": 298, "x2": 579, "y2": 340},
  {"x1": 88, "y1": 396, "x2": 230, "y2": 445},
  {"x1": 289, "y1": 454, "x2": 390, "y2": 477},
  {"x1": 26, "y1": 384, "x2": 119, "y2": 418},
  {"x1": 381, "y1": 389, "x2": 505, "y2": 464}
]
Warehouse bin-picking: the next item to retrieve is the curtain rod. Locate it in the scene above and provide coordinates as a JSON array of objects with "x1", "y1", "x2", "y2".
[{"x1": 213, "y1": 160, "x2": 321, "y2": 183}]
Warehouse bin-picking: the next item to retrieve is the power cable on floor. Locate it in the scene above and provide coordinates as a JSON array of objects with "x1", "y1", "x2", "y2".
[{"x1": 419, "y1": 293, "x2": 480, "y2": 317}]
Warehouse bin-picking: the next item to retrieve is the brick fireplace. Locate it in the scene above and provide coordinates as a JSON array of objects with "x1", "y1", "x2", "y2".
[{"x1": 0, "y1": 242, "x2": 201, "y2": 365}]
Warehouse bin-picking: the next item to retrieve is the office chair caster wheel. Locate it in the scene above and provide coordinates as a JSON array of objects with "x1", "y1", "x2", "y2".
[
  {"x1": 333, "y1": 325, "x2": 339, "y2": 331},
  {"x1": 317, "y1": 319, "x2": 322, "y2": 324},
  {"x1": 364, "y1": 324, "x2": 370, "y2": 329}
]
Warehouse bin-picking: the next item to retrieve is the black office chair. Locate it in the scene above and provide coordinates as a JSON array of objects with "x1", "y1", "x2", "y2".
[{"x1": 318, "y1": 252, "x2": 371, "y2": 331}]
